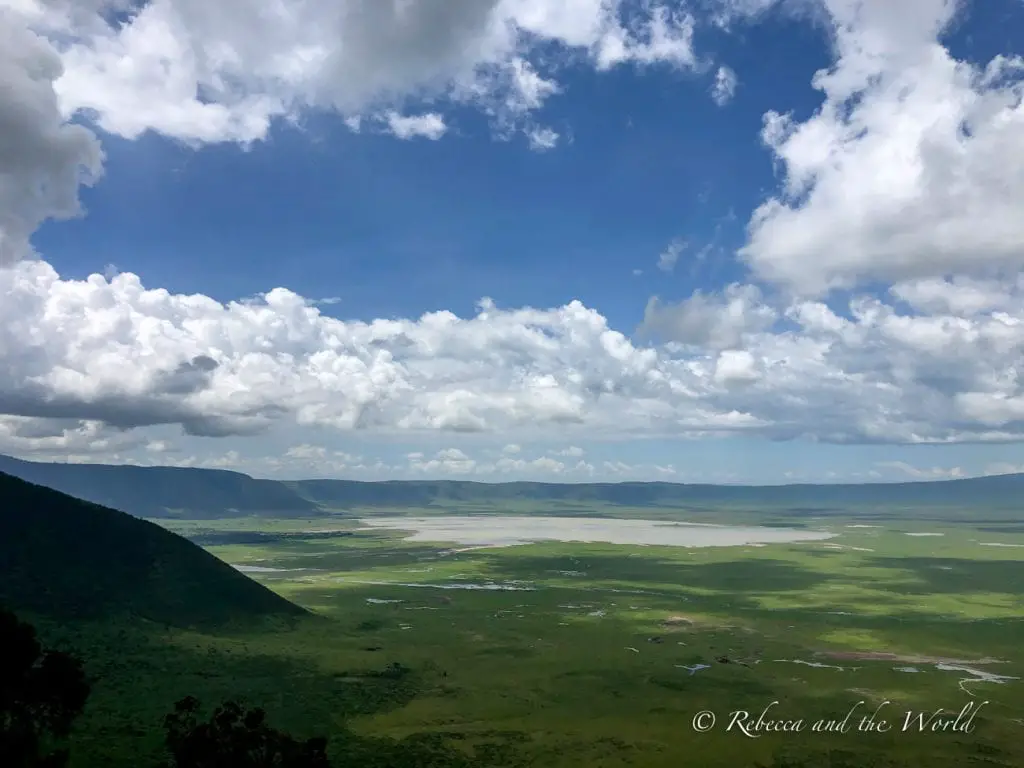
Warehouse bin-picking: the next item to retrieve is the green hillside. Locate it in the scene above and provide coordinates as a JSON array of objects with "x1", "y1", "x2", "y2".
[
  {"x1": 0, "y1": 471, "x2": 307, "y2": 628},
  {"x1": 0, "y1": 454, "x2": 318, "y2": 518}
]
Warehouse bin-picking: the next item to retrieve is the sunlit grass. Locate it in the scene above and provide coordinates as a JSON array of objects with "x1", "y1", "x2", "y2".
[{"x1": 59, "y1": 506, "x2": 1024, "y2": 768}]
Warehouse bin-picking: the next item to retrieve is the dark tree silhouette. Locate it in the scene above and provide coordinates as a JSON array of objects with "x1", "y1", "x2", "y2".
[
  {"x1": 0, "y1": 609, "x2": 90, "y2": 768},
  {"x1": 162, "y1": 696, "x2": 331, "y2": 768}
]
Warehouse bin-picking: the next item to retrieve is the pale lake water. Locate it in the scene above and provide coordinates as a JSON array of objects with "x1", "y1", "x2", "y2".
[{"x1": 357, "y1": 515, "x2": 834, "y2": 549}]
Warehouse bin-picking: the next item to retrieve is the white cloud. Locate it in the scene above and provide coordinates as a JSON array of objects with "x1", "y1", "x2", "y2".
[
  {"x1": 875, "y1": 461, "x2": 965, "y2": 480},
  {"x1": 640, "y1": 283, "x2": 777, "y2": 349},
  {"x1": 491, "y1": 455, "x2": 566, "y2": 475},
  {"x1": 890, "y1": 276, "x2": 1022, "y2": 316},
  {"x1": 710, "y1": 64, "x2": 737, "y2": 105},
  {"x1": 254, "y1": 444, "x2": 367, "y2": 476},
  {"x1": 285, "y1": 443, "x2": 328, "y2": 460},
  {"x1": 0, "y1": 10, "x2": 104, "y2": 265},
  {"x1": 410, "y1": 447, "x2": 476, "y2": 474},
  {"x1": 551, "y1": 445, "x2": 584, "y2": 457},
  {"x1": 397, "y1": 447, "x2": 673, "y2": 479},
  {"x1": 983, "y1": 462, "x2": 1024, "y2": 477},
  {"x1": 713, "y1": 349, "x2": 760, "y2": 385},
  {"x1": 205, "y1": 449, "x2": 242, "y2": 468},
  {"x1": 601, "y1": 459, "x2": 691, "y2": 479},
  {"x1": 383, "y1": 111, "x2": 447, "y2": 140},
  {"x1": 739, "y1": 0, "x2": 1024, "y2": 295},
  {"x1": 526, "y1": 126, "x2": 559, "y2": 151},
  {"x1": 4, "y1": 261, "x2": 1024, "y2": 447},
  {"x1": 15, "y1": 0, "x2": 705, "y2": 149},
  {"x1": 657, "y1": 238, "x2": 685, "y2": 273}
]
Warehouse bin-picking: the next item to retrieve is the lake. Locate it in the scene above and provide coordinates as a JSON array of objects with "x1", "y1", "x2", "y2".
[{"x1": 358, "y1": 515, "x2": 834, "y2": 548}]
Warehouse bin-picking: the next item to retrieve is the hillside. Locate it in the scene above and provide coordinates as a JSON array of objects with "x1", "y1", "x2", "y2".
[
  {"x1": 0, "y1": 454, "x2": 318, "y2": 519},
  {"x1": 0, "y1": 471, "x2": 306, "y2": 627},
  {"x1": 2, "y1": 454, "x2": 1022, "y2": 519},
  {"x1": 289, "y1": 474, "x2": 1024, "y2": 510}
]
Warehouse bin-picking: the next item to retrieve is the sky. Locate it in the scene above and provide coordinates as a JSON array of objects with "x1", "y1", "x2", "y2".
[{"x1": 2, "y1": 0, "x2": 1024, "y2": 484}]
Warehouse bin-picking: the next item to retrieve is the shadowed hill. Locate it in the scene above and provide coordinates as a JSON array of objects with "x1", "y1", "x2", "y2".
[
  {"x1": 289, "y1": 475, "x2": 1024, "y2": 510},
  {"x1": 2, "y1": 454, "x2": 1022, "y2": 518},
  {"x1": 0, "y1": 454, "x2": 318, "y2": 519},
  {"x1": 0, "y1": 472, "x2": 306, "y2": 628}
]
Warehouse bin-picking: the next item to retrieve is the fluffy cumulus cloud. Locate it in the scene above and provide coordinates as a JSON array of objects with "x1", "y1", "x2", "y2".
[
  {"x1": 739, "y1": 0, "x2": 1024, "y2": 295},
  {"x1": 4, "y1": 262, "x2": 1024, "y2": 451},
  {"x1": 409, "y1": 448, "x2": 477, "y2": 475},
  {"x1": 348, "y1": 110, "x2": 449, "y2": 140},
  {"x1": 640, "y1": 283, "x2": 778, "y2": 350},
  {"x1": 5, "y1": 0, "x2": 707, "y2": 149},
  {"x1": 382, "y1": 111, "x2": 448, "y2": 140},
  {"x1": 0, "y1": 8, "x2": 103, "y2": 265}
]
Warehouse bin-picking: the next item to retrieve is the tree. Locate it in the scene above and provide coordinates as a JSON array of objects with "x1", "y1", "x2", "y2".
[
  {"x1": 0, "y1": 609, "x2": 90, "y2": 768},
  {"x1": 162, "y1": 696, "x2": 332, "y2": 768}
]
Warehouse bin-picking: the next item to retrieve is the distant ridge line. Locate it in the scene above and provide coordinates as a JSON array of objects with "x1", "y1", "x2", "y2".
[
  {"x1": 1, "y1": 453, "x2": 1018, "y2": 487},
  {"x1": 0, "y1": 454, "x2": 1020, "y2": 519}
]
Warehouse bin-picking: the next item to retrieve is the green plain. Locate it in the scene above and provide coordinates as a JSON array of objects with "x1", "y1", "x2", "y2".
[{"x1": 34, "y1": 501, "x2": 1022, "y2": 768}]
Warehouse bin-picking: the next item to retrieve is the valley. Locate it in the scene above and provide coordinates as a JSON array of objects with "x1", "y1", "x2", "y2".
[
  {"x1": 150, "y1": 507, "x2": 1024, "y2": 767},
  {"x1": 4, "y1": 465, "x2": 1022, "y2": 767}
]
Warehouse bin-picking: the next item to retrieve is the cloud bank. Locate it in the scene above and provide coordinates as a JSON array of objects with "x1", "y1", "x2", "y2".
[{"x1": 4, "y1": 261, "x2": 1024, "y2": 449}]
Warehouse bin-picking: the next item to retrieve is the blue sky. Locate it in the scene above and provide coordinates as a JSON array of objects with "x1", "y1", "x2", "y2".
[
  {"x1": 36, "y1": 58, "x2": 765, "y2": 324},
  {"x1": 4, "y1": 0, "x2": 1024, "y2": 483},
  {"x1": 31, "y1": 6, "x2": 840, "y2": 321}
]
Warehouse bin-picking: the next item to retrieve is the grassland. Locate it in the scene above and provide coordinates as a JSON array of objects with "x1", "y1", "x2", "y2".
[{"x1": 33, "y1": 501, "x2": 1018, "y2": 768}]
